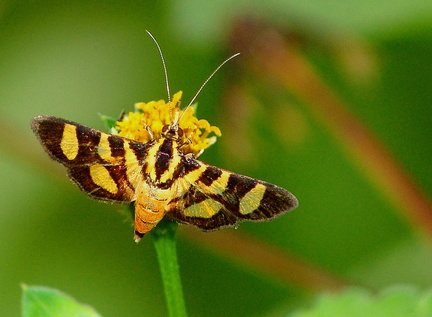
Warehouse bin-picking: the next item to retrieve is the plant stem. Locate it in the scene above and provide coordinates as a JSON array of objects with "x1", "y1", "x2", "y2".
[{"x1": 151, "y1": 218, "x2": 187, "y2": 317}]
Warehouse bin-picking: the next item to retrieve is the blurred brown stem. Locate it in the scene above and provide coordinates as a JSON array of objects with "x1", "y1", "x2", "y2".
[
  {"x1": 229, "y1": 20, "x2": 432, "y2": 238},
  {"x1": 181, "y1": 228, "x2": 346, "y2": 292}
]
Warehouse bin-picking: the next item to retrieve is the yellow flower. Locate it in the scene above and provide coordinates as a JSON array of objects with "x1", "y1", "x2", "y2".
[{"x1": 113, "y1": 91, "x2": 221, "y2": 157}]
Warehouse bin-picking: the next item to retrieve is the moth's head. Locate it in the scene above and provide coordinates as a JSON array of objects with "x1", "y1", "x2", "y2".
[{"x1": 162, "y1": 123, "x2": 183, "y2": 141}]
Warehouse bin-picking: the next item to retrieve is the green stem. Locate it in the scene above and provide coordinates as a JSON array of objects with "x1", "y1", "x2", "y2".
[{"x1": 151, "y1": 218, "x2": 187, "y2": 317}]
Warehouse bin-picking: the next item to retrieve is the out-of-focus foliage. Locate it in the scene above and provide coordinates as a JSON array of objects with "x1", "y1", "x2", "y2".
[
  {"x1": 290, "y1": 287, "x2": 432, "y2": 317},
  {"x1": 1, "y1": 1, "x2": 431, "y2": 316}
]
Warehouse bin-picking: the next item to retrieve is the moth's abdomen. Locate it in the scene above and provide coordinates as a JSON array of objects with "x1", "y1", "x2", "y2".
[{"x1": 133, "y1": 183, "x2": 171, "y2": 242}]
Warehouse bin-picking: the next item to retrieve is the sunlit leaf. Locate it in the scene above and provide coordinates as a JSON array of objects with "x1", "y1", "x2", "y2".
[{"x1": 22, "y1": 285, "x2": 101, "y2": 317}]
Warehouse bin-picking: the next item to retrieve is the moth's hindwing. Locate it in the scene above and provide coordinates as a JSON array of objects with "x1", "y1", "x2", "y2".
[
  {"x1": 31, "y1": 115, "x2": 149, "y2": 202},
  {"x1": 166, "y1": 156, "x2": 298, "y2": 230}
]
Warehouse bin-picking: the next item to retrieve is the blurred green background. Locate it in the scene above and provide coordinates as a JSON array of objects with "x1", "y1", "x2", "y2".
[{"x1": 1, "y1": 0, "x2": 432, "y2": 316}]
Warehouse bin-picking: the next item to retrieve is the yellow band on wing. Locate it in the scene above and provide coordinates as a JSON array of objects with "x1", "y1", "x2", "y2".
[
  {"x1": 90, "y1": 165, "x2": 118, "y2": 194},
  {"x1": 239, "y1": 183, "x2": 266, "y2": 215},
  {"x1": 60, "y1": 124, "x2": 79, "y2": 160}
]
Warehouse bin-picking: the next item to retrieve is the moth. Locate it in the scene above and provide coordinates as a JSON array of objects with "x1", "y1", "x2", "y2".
[{"x1": 31, "y1": 32, "x2": 298, "y2": 242}]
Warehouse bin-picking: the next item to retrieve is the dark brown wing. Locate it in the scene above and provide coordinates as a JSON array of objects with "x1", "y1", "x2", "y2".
[
  {"x1": 166, "y1": 156, "x2": 298, "y2": 230},
  {"x1": 31, "y1": 115, "x2": 150, "y2": 202}
]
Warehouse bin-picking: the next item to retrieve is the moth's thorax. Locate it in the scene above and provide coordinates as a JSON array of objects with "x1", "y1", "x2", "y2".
[{"x1": 145, "y1": 135, "x2": 182, "y2": 184}]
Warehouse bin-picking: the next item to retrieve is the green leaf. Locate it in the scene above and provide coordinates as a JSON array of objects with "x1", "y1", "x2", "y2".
[
  {"x1": 289, "y1": 287, "x2": 432, "y2": 317},
  {"x1": 21, "y1": 284, "x2": 101, "y2": 317}
]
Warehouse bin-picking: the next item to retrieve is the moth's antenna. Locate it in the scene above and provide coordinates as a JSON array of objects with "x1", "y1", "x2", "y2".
[
  {"x1": 181, "y1": 52, "x2": 240, "y2": 117},
  {"x1": 146, "y1": 30, "x2": 171, "y2": 103}
]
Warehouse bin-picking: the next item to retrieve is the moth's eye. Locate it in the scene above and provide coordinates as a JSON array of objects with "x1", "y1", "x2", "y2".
[
  {"x1": 177, "y1": 128, "x2": 184, "y2": 138},
  {"x1": 162, "y1": 125, "x2": 169, "y2": 133}
]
